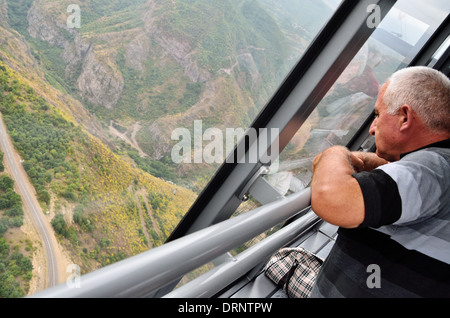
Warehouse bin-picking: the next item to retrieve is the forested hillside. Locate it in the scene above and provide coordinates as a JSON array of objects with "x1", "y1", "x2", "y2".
[
  {"x1": 0, "y1": 58, "x2": 195, "y2": 277},
  {"x1": 0, "y1": 145, "x2": 33, "y2": 297}
]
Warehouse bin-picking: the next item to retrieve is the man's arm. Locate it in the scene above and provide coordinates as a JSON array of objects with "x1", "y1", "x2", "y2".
[{"x1": 310, "y1": 146, "x2": 388, "y2": 228}]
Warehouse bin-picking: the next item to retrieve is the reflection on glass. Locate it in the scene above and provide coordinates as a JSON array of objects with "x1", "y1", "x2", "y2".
[
  {"x1": 267, "y1": 40, "x2": 387, "y2": 196},
  {"x1": 233, "y1": 0, "x2": 449, "y2": 256},
  {"x1": 380, "y1": 7, "x2": 429, "y2": 46},
  {"x1": 262, "y1": 0, "x2": 449, "y2": 199}
]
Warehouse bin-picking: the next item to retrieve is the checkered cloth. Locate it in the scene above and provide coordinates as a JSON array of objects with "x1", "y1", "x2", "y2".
[{"x1": 265, "y1": 247, "x2": 323, "y2": 298}]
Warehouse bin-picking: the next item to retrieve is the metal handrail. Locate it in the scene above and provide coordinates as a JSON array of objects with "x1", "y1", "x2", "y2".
[
  {"x1": 164, "y1": 210, "x2": 320, "y2": 298},
  {"x1": 31, "y1": 188, "x2": 312, "y2": 298}
]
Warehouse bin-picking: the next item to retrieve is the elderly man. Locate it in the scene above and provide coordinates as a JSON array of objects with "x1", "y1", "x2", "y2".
[{"x1": 310, "y1": 66, "x2": 450, "y2": 297}]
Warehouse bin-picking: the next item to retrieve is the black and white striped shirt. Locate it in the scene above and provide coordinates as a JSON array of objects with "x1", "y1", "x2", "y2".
[{"x1": 311, "y1": 139, "x2": 450, "y2": 298}]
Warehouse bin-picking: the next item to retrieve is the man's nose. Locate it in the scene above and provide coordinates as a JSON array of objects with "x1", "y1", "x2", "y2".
[{"x1": 369, "y1": 119, "x2": 377, "y2": 136}]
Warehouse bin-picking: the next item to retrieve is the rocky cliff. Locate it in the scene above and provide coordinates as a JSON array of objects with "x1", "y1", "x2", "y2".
[
  {"x1": 27, "y1": 1, "x2": 125, "y2": 109},
  {"x1": 5, "y1": 0, "x2": 290, "y2": 187}
]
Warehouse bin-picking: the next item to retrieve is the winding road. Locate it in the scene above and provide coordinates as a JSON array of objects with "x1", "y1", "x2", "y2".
[{"x1": 0, "y1": 113, "x2": 59, "y2": 289}]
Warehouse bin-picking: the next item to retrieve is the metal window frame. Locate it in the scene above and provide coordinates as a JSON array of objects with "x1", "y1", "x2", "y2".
[
  {"x1": 411, "y1": 14, "x2": 450, "y2": 73},
  {"x1": 168, "y1": 0, "x2": 397, "y2": 242}
]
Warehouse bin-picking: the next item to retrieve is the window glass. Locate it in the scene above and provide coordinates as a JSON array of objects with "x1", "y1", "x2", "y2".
[
  {"x1": 233, "y1": 0, "x2": 449, "y2": 253},
  {"x1": 1, "y1": 0, "x2": 342, "y2": 295},
  {"x1": 167, "y1": 0, "x2": 344, "y2": 288}
]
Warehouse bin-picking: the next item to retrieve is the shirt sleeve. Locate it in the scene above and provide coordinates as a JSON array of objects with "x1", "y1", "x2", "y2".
[
  {"x1": 352, "y1": 169, "x2": 402, "y2": 228},
  {"x1": 375, "y1": 153, "x2": 447, "y2": 226},
  {"x1": 353, "y1": 149, "x2": 449, "y2": 228}
]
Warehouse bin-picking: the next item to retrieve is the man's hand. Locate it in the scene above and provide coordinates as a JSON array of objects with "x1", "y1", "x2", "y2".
[{"x1": 350, "y1": 151, "x2": 389, "y2": 172}]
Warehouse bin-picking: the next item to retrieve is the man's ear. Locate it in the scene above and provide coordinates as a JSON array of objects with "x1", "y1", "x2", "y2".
[{"x1": 399, "y1": 104, "x2": 414, "y2": 132}]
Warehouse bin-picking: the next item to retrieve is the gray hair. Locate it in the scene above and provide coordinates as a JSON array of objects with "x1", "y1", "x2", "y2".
[{"x1": 383, "y1": 66, "x2": 450, "y2": 133}]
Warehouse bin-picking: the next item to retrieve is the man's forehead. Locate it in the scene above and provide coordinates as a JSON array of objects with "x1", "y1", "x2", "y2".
[
  {"x1": 375, "y1": 82, "x2": 389, "y2": 111},
  {"x1": 379, "y1": 82, "x2": 389, "y2": 96}
]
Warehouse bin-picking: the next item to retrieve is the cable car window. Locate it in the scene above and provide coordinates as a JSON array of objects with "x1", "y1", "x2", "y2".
[
  {"x1": 232, "y1": 0, "x2": 449, "y2": 252},
  {"x1": 0, "y1": 0, "x2": 345, "y2": 296}
]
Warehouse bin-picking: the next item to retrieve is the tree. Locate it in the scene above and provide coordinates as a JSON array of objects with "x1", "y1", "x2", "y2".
[
  {"x1": 0, "y1": 190, "x2": 21, "y2": 209},
  {"x1": 8, "y1": 253, "x2": 33, "y2": 276},
  {"x1": 0, "y1": 152, "x2": 4, "y2": 172},
  {"x1": 0, "y1": 219, "x2": 8, "y2": 235},
  {"x1": 0, "y1": 238, "x2": 9, "y2": 259},
  {"x1": 0, "y1": 175, "x2": 14, "y2": 192},
  {"x1": 51, "y1": 214, "x2": 68, "y2": 238},
  {"x1": 37, "y1": 190, "x2": 50, "y2": 206},
  {"x1": 0, "y1": 273, "x2": 24, "y2": 298}
]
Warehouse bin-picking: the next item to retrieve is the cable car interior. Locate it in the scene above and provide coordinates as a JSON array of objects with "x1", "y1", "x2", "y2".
[{"x1": 30, "y1": 0, "x2": 449, "y2": 298}]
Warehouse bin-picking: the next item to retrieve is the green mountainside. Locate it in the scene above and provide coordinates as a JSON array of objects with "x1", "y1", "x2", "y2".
[
  {"x1": 3, "y1": 0, "x2": 335, "y2": 186},
  {"x1": 0, "y1": 57, "x2": 196, "y2": 277},
  {"x1": 5, "y1": 0, "x2": 323, "y2": 188}
]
